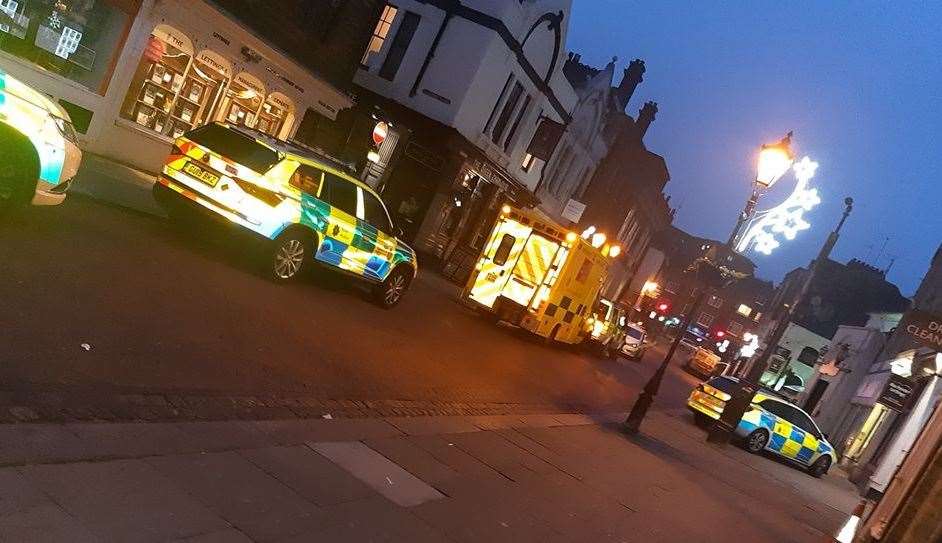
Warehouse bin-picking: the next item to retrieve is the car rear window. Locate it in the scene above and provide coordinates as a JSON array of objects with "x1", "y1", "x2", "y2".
[
  {"x1": 626, "y1": 328, "x2": 644, "y2": 340},
  {"x1": 185, "y1": 124, "x2": 279, "y2": 173}
]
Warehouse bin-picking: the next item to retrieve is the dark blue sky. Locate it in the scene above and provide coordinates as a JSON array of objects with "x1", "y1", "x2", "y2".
[{"x1": 568, "y1": 1, "x2": 941, "y2": 295}]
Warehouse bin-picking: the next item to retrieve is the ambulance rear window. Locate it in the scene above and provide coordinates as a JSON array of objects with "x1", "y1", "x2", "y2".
[
  {"x1": 186, "y1": 124, "x2": 279, "y2": 173},
  {"x1": 493, "y1": 234, "x2": 516, "y2": 265}
]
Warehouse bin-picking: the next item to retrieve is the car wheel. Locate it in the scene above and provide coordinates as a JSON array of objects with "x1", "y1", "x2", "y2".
[
  {"x1": 374, "y1": 266, "x2": 411, "y2": 308},
  {"x1": 744, "y1": 429, "x2": 769, "y2": 453},
  {"x1": 0, "y1": 126, "x2": 39, "y2": 212},
  {"x1": 809, "y1": 456, "x2": 831, "y2": 478},
  {"x1": 270, "y1": 231, "x2": 309, "y2": 282}
]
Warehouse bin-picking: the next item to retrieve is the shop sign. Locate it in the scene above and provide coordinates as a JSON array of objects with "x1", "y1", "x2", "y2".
[
  {"x1": 526, "y1": 117, "x2": 565, "y2": 161},
  {"x1": 878, "y1": 373, "x2": 916, "y2": 411},
  {"x1": 152, "y1": 24, "x2": 192, "y2": 54},
  {"x1": 234, "y1": 72, "x2": 265, "y2": 95},
  {"x1": 267, "y1": 92, "x2": 294, "y2": 113},
  {"x1": 561, "y1": 199, "x2": 586, "y2": 223},
  {"x1": 898, "y1": 308, "x2": 942, "y2": 351},
  {"x1": 195, "y1": 49, "x2": 232, "y2": 78}
]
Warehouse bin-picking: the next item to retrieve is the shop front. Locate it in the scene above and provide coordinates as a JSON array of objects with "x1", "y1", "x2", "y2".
[{"x1": 0, "y1": 0, "x2": 351, "y2": 173}]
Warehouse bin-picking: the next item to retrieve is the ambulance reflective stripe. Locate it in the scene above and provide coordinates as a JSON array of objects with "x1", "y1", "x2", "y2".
[{"x1": 503, "y1": 234, "x2": 559, "y2": 306}]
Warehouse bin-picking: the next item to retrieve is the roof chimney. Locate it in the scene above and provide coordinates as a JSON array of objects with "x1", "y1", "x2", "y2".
[
  {"x1": 636, "y1": 101, "x2": 658, "y2": 139},
  {"x1": 616, "y1": 59, "x2": 645, "y2": 109}
]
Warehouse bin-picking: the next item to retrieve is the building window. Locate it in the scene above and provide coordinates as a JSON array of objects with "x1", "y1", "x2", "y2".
[
  {"x1": 707, "y1": 295, "x2": 723, "y2": 308},
  {"x1": 728, "y1": 322, "x2": 744, "y2": 337},
  {"x1": 697, "y1": 312, "x2": 714, "y2": 327},
  {"x1": 483, "y1": 73, "x2": 513, "y2": 134},
  {"x1": 378, "y1": 10, "x2": 419, "y2": 80},
  {"x1": 665, "y1": 281, "x2": 679, "y2": 293},
  {"x1": 753, "y1": 311, "x2": 762, "y2": 322},
  {"x1": 490, "y1": 81, "x2": 524, "y2": 144},
  {"x1": 361, "y1": 4, "x2": 398, "y2": 66},
  {"x1": 521, "y1": 153, "x2": 535, "y2": 172},
  {"x1": 502, "y1": 93, "x2": 531, "y2": 151},
  {"x1": 737, "y1": 304, "x2": 752, "y2": 317},
  {"x1": 0, "y1": 0, "x2": 133, "y2": 94}
]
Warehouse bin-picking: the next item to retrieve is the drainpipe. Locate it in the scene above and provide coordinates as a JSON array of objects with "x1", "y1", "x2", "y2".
[{"x1": 410, "y1": 12, "x2": 453, "y2": 97}]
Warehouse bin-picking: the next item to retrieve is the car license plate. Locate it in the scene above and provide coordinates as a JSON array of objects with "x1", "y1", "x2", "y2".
[{"x1": 183, "y1": 162, "x2": 219, "y2": 187}]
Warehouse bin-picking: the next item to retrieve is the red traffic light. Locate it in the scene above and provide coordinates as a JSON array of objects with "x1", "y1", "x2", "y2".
[
  {"x1": 656, "y1": 302, "x2": 670, "y2": 312},
  {"x1": 714, "y1": 330, "x2": 726, "y2": 339}
]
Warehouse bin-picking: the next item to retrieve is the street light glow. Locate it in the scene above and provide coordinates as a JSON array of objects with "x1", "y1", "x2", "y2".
[
  {"x1": 755, "y1": 135, "x2": 795, "y2": 188},
  {"x1": 737, "y1": 156, "x2": 822, "y2": 255}
]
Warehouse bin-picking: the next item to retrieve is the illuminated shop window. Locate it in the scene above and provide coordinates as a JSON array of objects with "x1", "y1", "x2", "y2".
[
  {"x1": 0, "y1": 0, "x2": 132, "y2": 94},
  {"x1": 119, "y1": 24, "x2": 196, "y2": 138},
  {"x1": 361, "y1": 4, "x2": 398, "y2": 66},
  {"x1": 521, "y1": 153, "x2": 535, "y2": 172},
  {"x1": 737, "y1": 303, "x2": 752, "y2": 317}
]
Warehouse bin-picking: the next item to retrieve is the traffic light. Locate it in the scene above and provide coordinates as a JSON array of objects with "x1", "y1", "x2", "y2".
[
  {"x1": 714, "y1": 330, "x2": 726, "y2": 339},
  {"x1": 656, "y1": 300, "x2": 671, "y2": 313}
]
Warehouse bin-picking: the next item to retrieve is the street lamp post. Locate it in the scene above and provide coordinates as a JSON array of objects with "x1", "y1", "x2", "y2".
[
  {"x1": 622, "y1": 133, "x2": 796, "y2": 435},
  {"x1": 706, "y1": 197, "x2": 854, "y2": 444}
]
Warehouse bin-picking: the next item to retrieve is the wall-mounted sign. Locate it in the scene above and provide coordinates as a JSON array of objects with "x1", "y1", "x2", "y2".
[
  {"x1": 878, "y1": 373, "x2": 916, "y2": 411},
  {"x1": 898, "y1": 308, "x2": 942, "y2": 351},
  {"x1": 561, "y1": 198, "x2": 585, "y2": 223},
  {"x1": 526, "y1": 117, "x2": 565, "y2": 161},
  {"x1": 195, "y1": 49, "x2": 232, "y2": 79},
  {"x1": 372, "y1": 121, "x2": 389, "y2": 146}
]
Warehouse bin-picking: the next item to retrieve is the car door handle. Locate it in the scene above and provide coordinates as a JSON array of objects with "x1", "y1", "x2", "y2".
[{"x1": 332, "y1": 224, "x2": 340, "y2": 236}]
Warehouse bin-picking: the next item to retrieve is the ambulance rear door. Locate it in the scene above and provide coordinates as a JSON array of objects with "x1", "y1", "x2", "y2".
[
  {"x1": 468, "y1": 219, "x2": 531, "y2": 308},
  {"x1": 501, "y1": 233, "x2": 560, "y2": 308}
]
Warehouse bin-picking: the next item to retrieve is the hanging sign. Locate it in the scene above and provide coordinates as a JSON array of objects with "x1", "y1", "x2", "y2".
[
  {"x1": 898, "y1": 308, "x2": 942, "y2": 351},
  {"x1": 878, "y1": 374, "x2": 916, "y2": 411},
  {"x1": 526, "y1": 117, "x2": 565, "y2": 161}
]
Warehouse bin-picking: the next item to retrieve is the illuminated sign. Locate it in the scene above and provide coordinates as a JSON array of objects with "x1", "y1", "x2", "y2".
[{"x1": 736, "y1": 156, "x2": 822, "y2": 255}]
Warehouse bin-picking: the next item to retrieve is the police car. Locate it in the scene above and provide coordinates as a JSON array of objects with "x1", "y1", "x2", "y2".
[
  {"x1": 154, "y1": 122, "x2": 417, "y2": 308},
  {"x1": 0, "y1": 68, "x2": 81, "y2": 209},
  {"x1": 688, "y1": 376, "x2": 837, "y2": 477}
]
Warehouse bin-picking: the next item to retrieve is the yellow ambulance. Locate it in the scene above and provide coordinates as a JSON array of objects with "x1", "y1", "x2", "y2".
[{"x1": 461, "y1": 205, "x2": 618, "y2": 344}]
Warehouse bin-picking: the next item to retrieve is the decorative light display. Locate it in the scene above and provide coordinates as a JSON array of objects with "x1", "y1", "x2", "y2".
[
  {"x1": 740, "y1": 332, "x2": 760, "y2": 358},
  {"x1": 736, "y1": 156, "x2": 822, "y2": 255}
]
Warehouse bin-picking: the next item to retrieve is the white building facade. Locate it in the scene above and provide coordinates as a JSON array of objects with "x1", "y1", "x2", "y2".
[{"x1": 352, "y1": 0, "x2": 607, "y2": 264}]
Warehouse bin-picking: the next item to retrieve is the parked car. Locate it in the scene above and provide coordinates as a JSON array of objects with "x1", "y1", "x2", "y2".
[
  {"x1": 684, "y1": 346, "x2": 722, "y2": 377},
  {"x1": 0, "y1": 68, "x2": 81, "y2": 209},
  {"x1": 687, "y1": 376, "x2": 837, "y2": 477},
  {"x1": 619, "y1": 322, "x2": 647, "y2": 359},
  {"x1": 587, "y1": 298, "x2": 625, "y2": 358},
  {"x1": 154, "y1": 122, "x2": 417, "y2": 307}
]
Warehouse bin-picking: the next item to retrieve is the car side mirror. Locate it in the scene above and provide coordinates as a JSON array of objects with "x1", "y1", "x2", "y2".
[{"x1": 394, "y1": 226, "x2": 404, "y2": 238}]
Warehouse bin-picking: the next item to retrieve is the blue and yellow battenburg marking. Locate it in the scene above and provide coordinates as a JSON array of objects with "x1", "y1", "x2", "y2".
[
  {"x1": 162, "y1": 131, "x2": 415, "y2": 283},
  {"x1": 738, "y1": 402, "x2": 833, "y2": 465},
  {"x1": 0, "y1": 69, "x2": 67, "y2": 184}
]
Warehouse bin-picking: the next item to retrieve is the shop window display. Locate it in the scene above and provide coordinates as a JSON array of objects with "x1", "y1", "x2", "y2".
[
  {"x1": 0, "y1": 0, "x2": 132, "y2": 93},
  {"x1": 120, "y1": 24, "x2": 195, "y2": 138},
  {"x1": 224, "y1": 71, "x2": 264, "y2": 129}
]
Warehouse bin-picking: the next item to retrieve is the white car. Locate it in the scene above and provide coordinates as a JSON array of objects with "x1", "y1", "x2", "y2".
[
  {"x1": 0, "y1": 68, "x2": 81, "y2": 208},
  {"x1": 619, "y1": 322, "x2": 648, "y2": 359}
]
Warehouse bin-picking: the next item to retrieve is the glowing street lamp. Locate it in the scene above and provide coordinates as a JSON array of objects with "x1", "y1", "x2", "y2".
[{"x1": 755, "y1": 136, "x2": 796, "y2": 188}]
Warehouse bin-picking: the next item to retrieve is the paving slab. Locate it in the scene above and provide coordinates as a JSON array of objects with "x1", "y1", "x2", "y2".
[
  {"x1": 20, "y1": 459, "x2": 228, "y2": 543},
  {"x1": 239, "y1": 445, "x2": 375, "y2": 506},
  {"x1": 384, "y1": 415, "x2": 481, "y2": 436},
  {"x1": 251, "y1": 417, "x2": 401, "y2": 445},
  {"x1": 0, "y1": 468, "x2": 102, "y2": 543},
  {"x1": 310, "y1": 441, "x2": 445, "y2": 507},
  {"x1": 173, "y1": 528, "x2": 254, "y2": 542},
  {"x1": 280, "y1": 496, "x2": 448, "y2": 543},
  {"x1": 0, "y1": 425, "x2": 86, "y2": 466},
  {"x1": 147, "y1": 451, "x2": 328, "y2": 542}
]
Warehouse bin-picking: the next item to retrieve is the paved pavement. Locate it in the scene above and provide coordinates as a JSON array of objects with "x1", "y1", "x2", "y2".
[{"x1": 0, "y1": 410, "x2": 857, "y2": 542}]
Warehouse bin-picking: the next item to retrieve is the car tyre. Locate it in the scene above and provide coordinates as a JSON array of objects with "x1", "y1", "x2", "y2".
[
  {"x1": 373, "y1": 266, "x2": 411, "y2": 308},
  {"x1": 744, "y1": 429, "x2": 769, "y2": 453},
  {"x1": 0, "y1": 126, "x2": 39, "y2": 213},
  {"x1": 809, "y1": 456, "x2": 831, "y2": 478},
  {"x1": 269, "y1": 230, "x2": 310, "y2": 282}
]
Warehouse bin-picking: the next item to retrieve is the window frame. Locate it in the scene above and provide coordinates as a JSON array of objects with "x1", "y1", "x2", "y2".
[
  {"x1": 490, "y1": 81, "x2": 524, "y2": 144},
  {"x1": 378, "y1": 10, "x2": 420, "y2": 80},
  {"x1": 696, "y1": 312, "x2": 715, "y2": 327},
  {"x1": 361, "y1": 4, "x2": 399, "y2": 67},
  {"x1": 360, "y1": 188, "x2": 394, "y2": 233}
]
